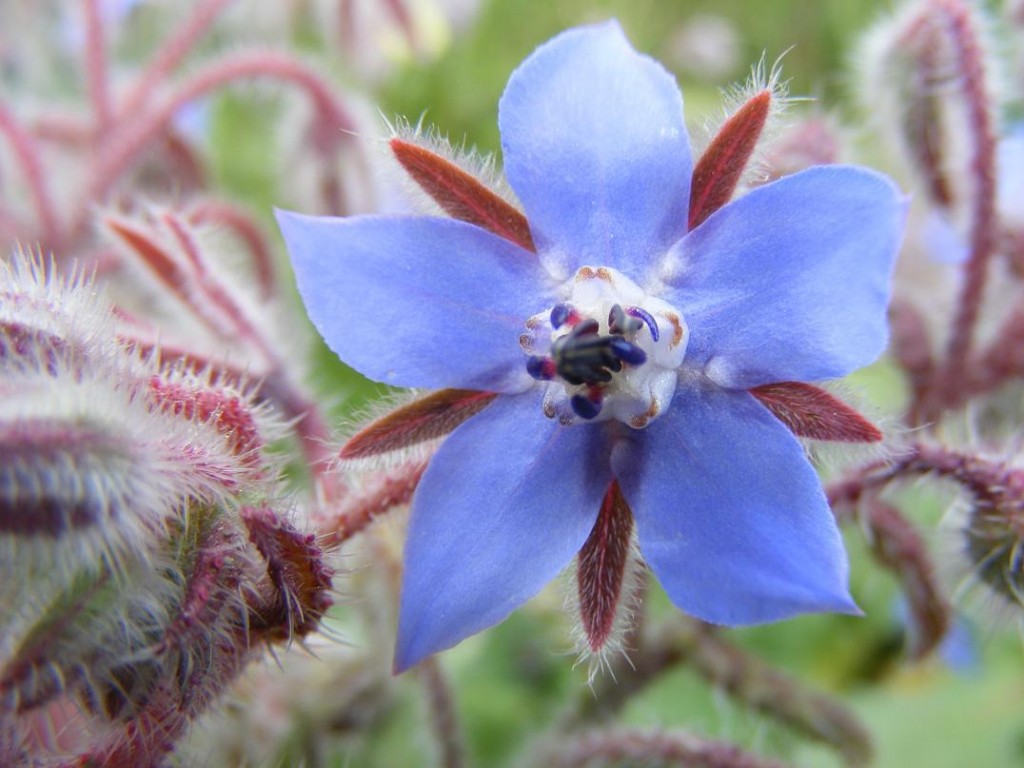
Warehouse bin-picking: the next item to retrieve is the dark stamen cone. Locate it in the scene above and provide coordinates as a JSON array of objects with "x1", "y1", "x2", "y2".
[
  {"x1": 390, "y1": 139, "x2": 536, "y2": 251},
  {"x1": 689, "y1": 90, "x2": 771, "y2": 231},
  {"x1": 577, "y1": 481, "x2": 634, "y2": 653},
  {"x1": 341, "y1": 389, "x2": 498, "y2": 459},
  {"x1": 750, "y1": 382, "x2": 883, "y2": 443}
]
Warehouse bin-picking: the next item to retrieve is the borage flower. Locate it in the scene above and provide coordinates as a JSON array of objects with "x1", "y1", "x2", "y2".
[{"x1": 277, "y1": 21, "x2": 906, "y2": 672}]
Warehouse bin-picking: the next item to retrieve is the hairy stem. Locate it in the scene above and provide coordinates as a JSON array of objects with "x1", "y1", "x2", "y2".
[
  {"x1": 81, "y1": 0, "x2": 113, "y2": 131},
  {"x1": 0, "y1": 105, "x2": 61, "y2": 247},
  {"x1": 564, "y1": 616, "x2": 871, "y2": 767},
  {"x1": 419, "y1": 658, "x2": 466, "y2": 768},
  {"x1": 929, "y1": 0, "x2": 998, "y2": 416},
  {"x1": 120, "y1": 0, "x2": 236, "y2": 118}
]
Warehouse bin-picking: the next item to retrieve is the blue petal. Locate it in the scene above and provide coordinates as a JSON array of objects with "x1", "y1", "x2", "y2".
[
  {"x1": 663, "y1": 166, "x2": 906, "y2": 388},
  {"x1": 498, "y1": 21, "x2": 691, "y2": 278},
  {"x1": 395, "y1": 392, "x2": 611, "y2": 671},
  {"x1": 611, "y1": 383, "x2": 858, "y2": 625},
  {"x1": 277, "y1": 211, "x2": 556, "y2": 392}
]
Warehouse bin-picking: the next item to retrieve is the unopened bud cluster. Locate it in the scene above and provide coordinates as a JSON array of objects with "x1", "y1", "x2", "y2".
[{"x1": 0, "y1": 249, "x2": 331, "y2": 763}]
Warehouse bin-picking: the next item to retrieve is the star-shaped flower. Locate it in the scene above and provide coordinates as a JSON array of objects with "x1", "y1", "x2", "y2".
[{"x1": 277, "y1": 21, "x2": 906, "y2": 672}]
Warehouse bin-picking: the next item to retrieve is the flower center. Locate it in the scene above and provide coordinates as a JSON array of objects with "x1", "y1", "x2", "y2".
[{"x1": 520, "y1": 266, "x2": 688, "y2": 428}]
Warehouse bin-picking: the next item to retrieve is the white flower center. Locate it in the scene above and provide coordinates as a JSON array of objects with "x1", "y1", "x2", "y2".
[{"x1": 520, "y1": 266, "x2": 688, "y2": 428}]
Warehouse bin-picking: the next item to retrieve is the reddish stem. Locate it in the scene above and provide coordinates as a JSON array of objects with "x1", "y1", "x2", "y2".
[
  {"x1": 549, "y1": 728, "x2": 792, "y2": 768},
  {"x1": 187, "y1": 201, "x2": 277, "y2": 299},
  {"x1": 418, "y1": 658, "x2": 466, "y2": 768},
  {"x1": 382, "y1": 0, "x2": 418, "y2": 51},
  {"x1": 0, "y1": 105, "x2": 61, "y2": 247},
  {"x1": 30, "y1": 114, "x2": 93, "y2": 146},
  {"x1": 930, "y1": 0, "x2": 998, "y2": 414},
  {"x1": 78, "y1": 51, "x2": 356, "y2": 238},
  {"x1": 826, "y1": 442, "x2": 1006, "y2": 512},
  {"x1": 320, "y1": 460, "x2": 428, "y2": 545},
  {"x1": 840, "y1": 497, "x2": 950, "y2": 660},
  {"x1": 120, "y1": 0, "x2": 236, "y2": 118},
  {"x1": 81, "y1": 0, "x2": 113, "y2": 131},
  {"x1": 889, "y1": 300, "x2": 935, "y2": 425},
  {"x1": 104, "y1": 216, "x2": 237, "y2": 334}
]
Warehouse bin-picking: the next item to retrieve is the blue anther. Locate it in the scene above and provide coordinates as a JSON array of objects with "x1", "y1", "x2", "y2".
[
  {"x1": 570, "y1": 392, "x2": 602, "y2": 420},
  {"x1": 625, "y1": 306, "x2": 660, "y2": 342},
  {"x1": 550, "y1": 303, "x2": 574, "y2": 329},
  {"x1": 608, "y1": 338, "x2": 647, "y2": 366},
  {"x1": 526, "y1": 356, "x2": 555, "y2": 380}
]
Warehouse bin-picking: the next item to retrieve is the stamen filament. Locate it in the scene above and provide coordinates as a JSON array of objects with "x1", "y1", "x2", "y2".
[{"x1": 625, "y1": 306, "x2": 660, "y2": 341}]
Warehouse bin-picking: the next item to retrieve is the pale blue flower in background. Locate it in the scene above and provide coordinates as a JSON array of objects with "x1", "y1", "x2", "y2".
[{"x1": 922, "y1": 126, "x2": 1024, "y2": 265}]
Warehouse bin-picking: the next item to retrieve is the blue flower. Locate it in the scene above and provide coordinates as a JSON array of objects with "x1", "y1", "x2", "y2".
[{"x1": 277, "y1": 21, "x2": 906, "y2": 672}]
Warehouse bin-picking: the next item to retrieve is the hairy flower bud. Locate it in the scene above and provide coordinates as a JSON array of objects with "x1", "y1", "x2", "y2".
[
  {"x1": 959, "y1": 469, "x2": 1024, "y2": 610},
  {"x1": 0, "y1": 248, "x2": 114, "y2": 377},
  {"x1": 1, "y1": 246, "x2": 331, "y2": 763}
]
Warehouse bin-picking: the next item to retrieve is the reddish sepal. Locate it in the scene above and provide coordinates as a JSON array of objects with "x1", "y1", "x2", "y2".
[
  {"x1": 688, "y1": 90, "x2": 771, "y2": 231},
  {"x1": 341, "y1": 388, "x2": 498, "y2": 459},
  {"x1": 750, "y1": 382, "x2": 883, "y2": 443},
  {"x1": 147, "y1": 376, "x2": 263, "y2": 467},
  {"x1": 390, "y1": 138, "x2": 535, "y2": 252},
  {"x1": 241, "y1": 505, "x2": 333, "y2": 643},
  {"x1": 577, "y1": 480, "x2": 634, "y2": 653},
  {"x1": 104, "y1": 217, "x2": 189, "y2": 303}
]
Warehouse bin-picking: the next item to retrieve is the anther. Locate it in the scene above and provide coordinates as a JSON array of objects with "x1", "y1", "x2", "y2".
[
  {"x1": 625, "y1": 306, "x2": 659, "y2": 342},
  {"x1": 550, "y1": 303, "x2": 581, "y2": 329},
  {"x1": 608, "y1": 338, "x2": 647, "y2": 366},
  {"x1": 608, "y1": 304, "x2": 641, "y2": 336},
  {"x1": 570, "y1": 388, "x2": 603, "y2": 420},
  {"x1": 526, "y1": 356, "x2": 556, "y2": 380},
  {"x1": 572, "y1": 318, "x2": 600, "y2": 337}
]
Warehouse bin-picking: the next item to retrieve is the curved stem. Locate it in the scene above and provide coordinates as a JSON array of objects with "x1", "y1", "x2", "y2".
[
  {"x1": 931, "y1": 0, "x2": 998, "y2": 414},
  {"x1": 120, "y1": 0, "x2": 236, "y2": 118},
  {"x1": 75, "y1": 50, "x2": 357, "y2": 238}
]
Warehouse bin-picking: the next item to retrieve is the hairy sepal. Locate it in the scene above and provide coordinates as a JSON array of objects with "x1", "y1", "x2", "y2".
[
  {"x1": 575, "y1": 481, "x2": 636, "y2": 660},
  {"x1": 241, "y1": 505, "x2": 333, "y2": 643},
  {"x1": 750, "y1": 382, "x2": 883, "y2": 443},
  {"x1": 340, "y1": 388, "x2": 498, "y2": 459},
  {"x1": 689, "y1": 89, "x2": 771, "y2": 230},
  {"x1": 389, "y1": 138, "x2": 535, "y2": 251}
]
